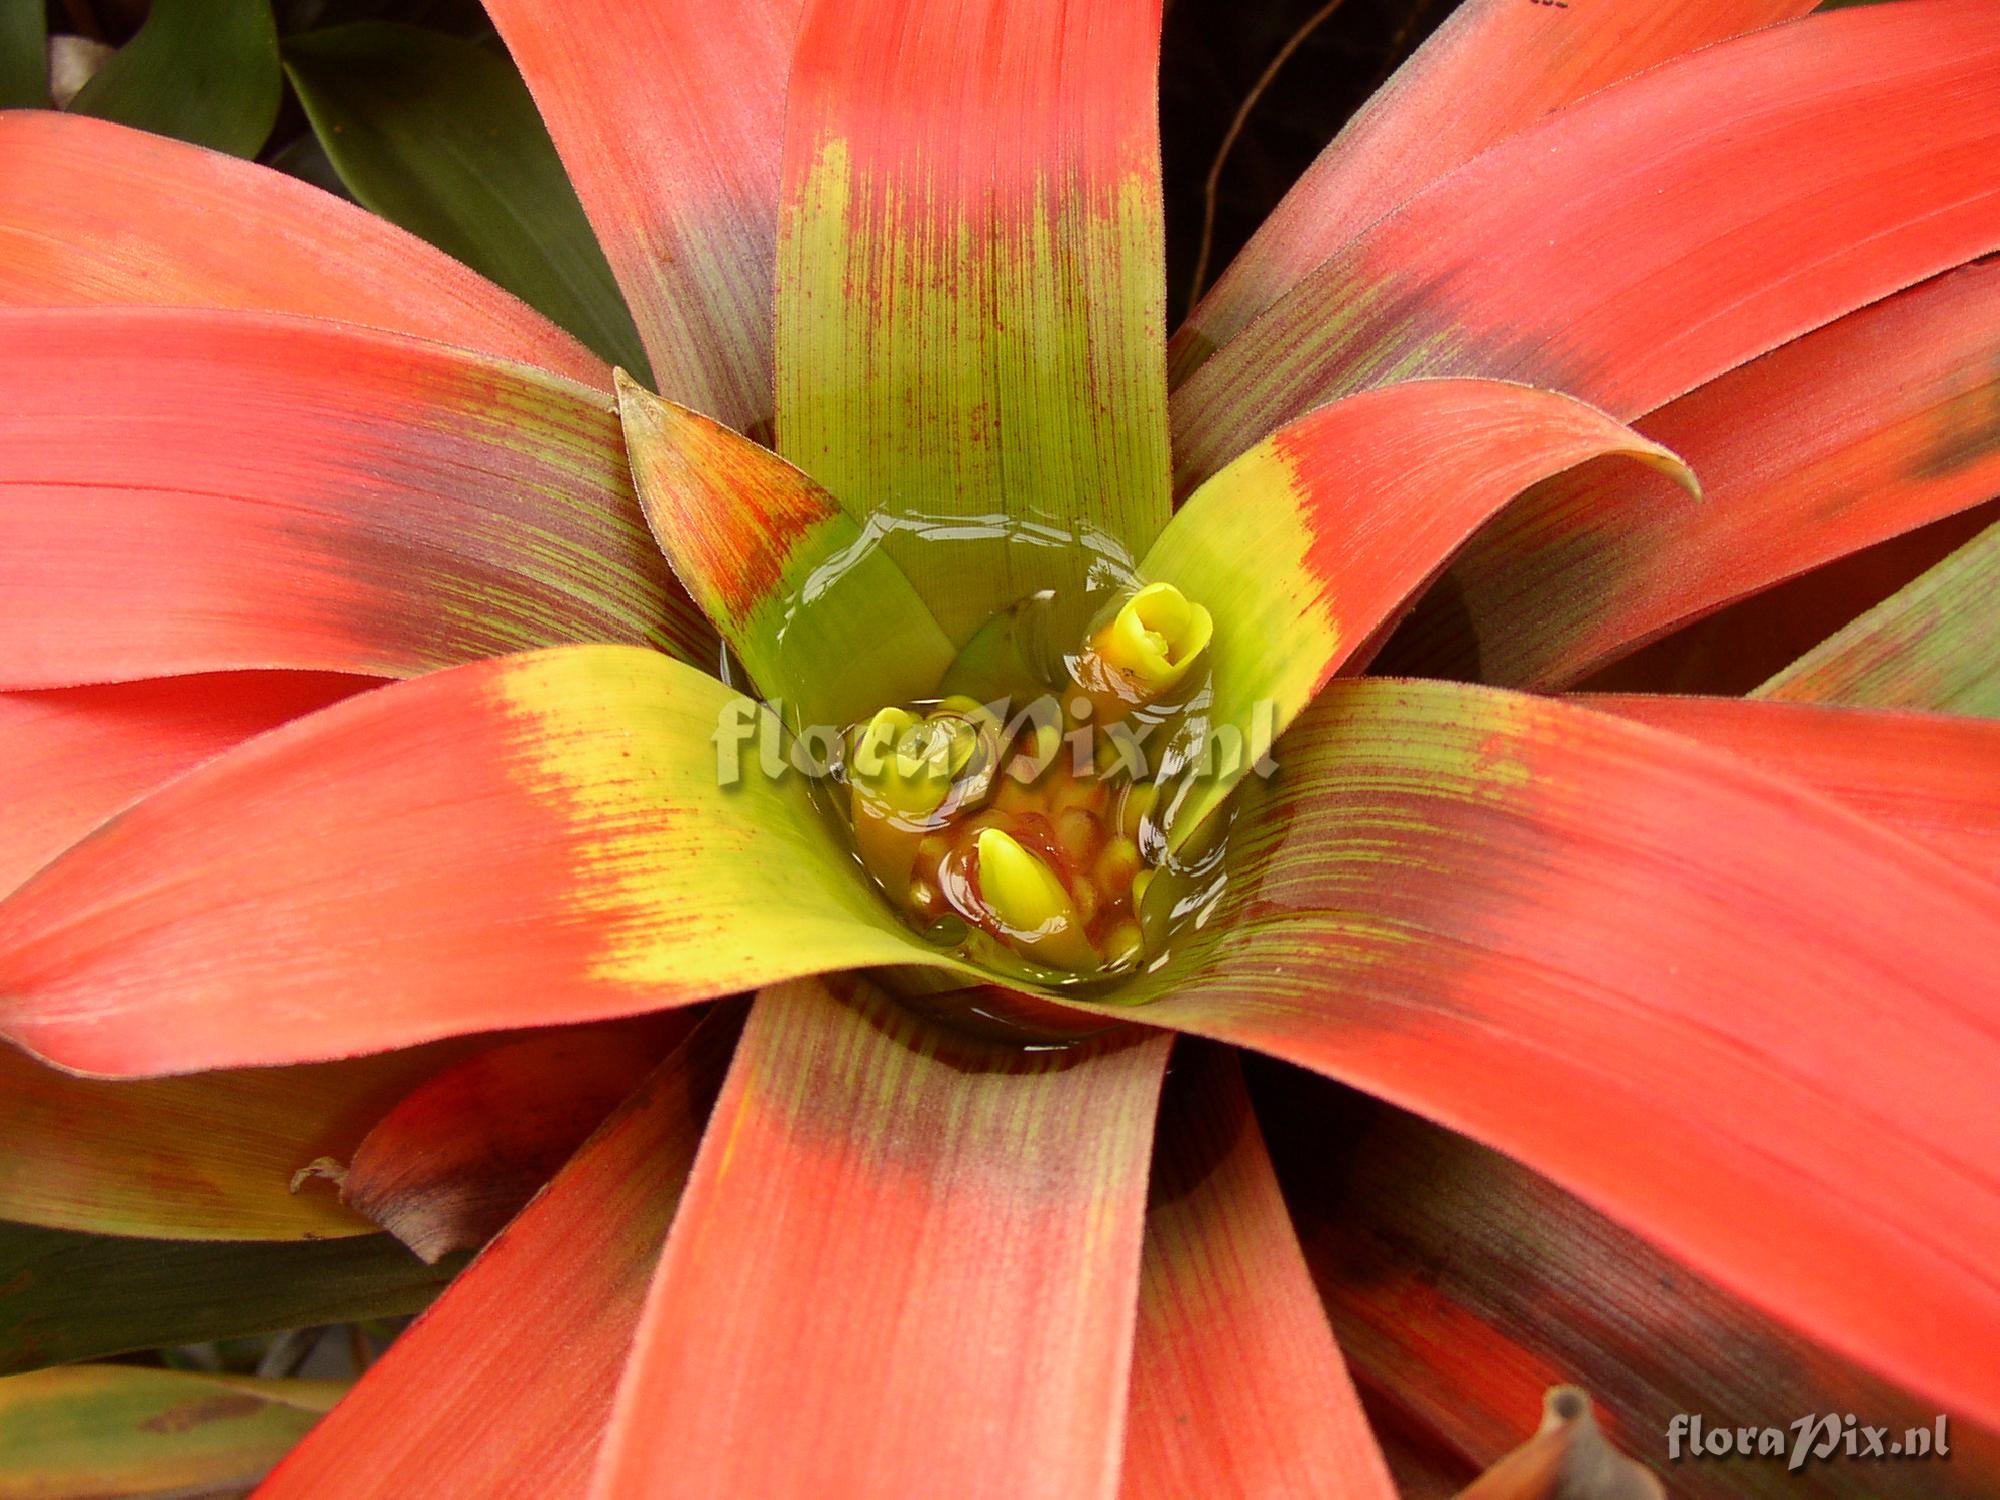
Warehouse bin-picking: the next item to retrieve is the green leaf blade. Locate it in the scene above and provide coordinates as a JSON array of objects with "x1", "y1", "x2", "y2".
[
  {"x1": 0, "y1": 1219, "x2": 455, "y2": 1374},
  {"x1": 0, "y1": 0, "x2": 47, "y2": 108},
  {"x1": 1756, "y1": 516, "x2": 2000, "y2": 715},
  {"x1": 283, "y1": 22, "x2": 646, "y2": 374},
  {"x1": 69, "y1": 0, "x2": 280, "y2": 158}
]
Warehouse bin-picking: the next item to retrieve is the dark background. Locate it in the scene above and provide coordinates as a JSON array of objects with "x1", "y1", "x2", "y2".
[{"x1": 1158, "y1": 0, "x2": 1448, "y2": 319}]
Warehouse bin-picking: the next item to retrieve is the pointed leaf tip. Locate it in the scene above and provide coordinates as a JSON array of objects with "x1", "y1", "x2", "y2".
[
  {"x1": 1637, "y1": 446, "x2": 1702, "y2": 501},
  {"x1": 615, "y1": 381, "x2": 956, "y2": 730},
  {"x1": 1142, "y1": 378, "x2": 1700, "y2": 844},
  {"x1": 1457, "y1": 1387, "x2": 1662, "y2": 1500}
]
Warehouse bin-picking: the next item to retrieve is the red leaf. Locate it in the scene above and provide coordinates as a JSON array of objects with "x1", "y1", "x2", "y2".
[
  {"x1": 1172, "y1": 0, "x2": 2000, "y2": 494},
  {"x1": 0, "y1": 1035, "x2": 466, "y2": 1241},
  {"x1": 0, "y1": 111, "x2": 602, "y2": 386},
  {"x1": 341, "y1": 1014, "x2": 700, "y2": 1261},
  {"x1": 1260, "y1": 1073, "x2": 2000, "y2": 1499},
  {"x1": 1146, "y1": 378, "x2": 1691, "y2": 836},
  {"x1": 0, "y1": 308, "x2": 711, "y2": 688},
  {"x1": 0, "y1": 647, "x2": 932, "y2": 1076},
  {"x1": 1100, "y1": 678, "x2": 2000, "y2": 1430},
  {"x1": 615, "y1": 375, "x2": 954, "y2": 729},
  {"x1": 1577, "y1": 694, "x2": 2000, "y2": 883},
  {"x1": 590, "y1": 976, "x2": 1170, "y2": 1500},
  {"x1": 1175, "y1": 0, "x2": 1815, "y2": 379},
  {"x1": 1571, "y1": 502, "x2": 2000, "y2": 698},
  {"x1": 257, "y1": 1009, "x2": 739, "y2": 1499},
  {"x1": 482, "y1": 0, "x2": 798, "y2": 433},
  {"x1": 1387, "y1": 262, "x2": 2000, "y2": 689},
  {"x1": 0, "y1": 673, "x2": 365, "y2": 898},
  {"x1": 776, "y1": 0, "x2": 1172, "y2": 635},
  {"x1": 1122, "y1": 1044, "x2": 1393, "y2": 1499}
]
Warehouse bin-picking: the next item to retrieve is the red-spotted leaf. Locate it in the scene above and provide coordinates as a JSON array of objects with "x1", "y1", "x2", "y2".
[
  {"x1": 1257, "y1": 1073, "x2": 2000, "y2": 1499},
  {"x1": 1093, "y1": 678, "x2": 2000, "y2": 1432},
  {"x1": 1758, "y1": 515, "x2": 2000, "y2": 714},
  {"x1": 0, "y1": 647, "x2": 943, "y2": 1078},
  {"x1": 258, "y1": 1009, "x2": 739, "y2": 1499},
  {"x1": 1578, "y1": 694, "x2": 2000, "y2": 883},
  {"x1": 0, "y1": 110, "x2": 602, "y2": 385},
  {"x1": 340, "y1": 1014, "x2": 699, "y2": 1262},
  {"x1": 1174, "y1": 0, "x2": 1816, "y2": 381},
  {"x1": 483, "y1": 0, "x2": 798, "y2": 434},
  {"x1": 0, "y1": 307, "x2": 711, "y2": 688},
  {"x1": 1144, "y1": 379, "x2": 1692, "y2": 837},
  {"x1": 1386, "y1": 262, "x2": 2000, "y2": 689},
  {"x1": 1122, "y1": 1044, "x2": 1393, "y2": 1500},
  {"x1": 0, "y1": 673, "x2": 366, "y2": 898},
  {"x1": 1172, "y1": 1, "x2": 2000, "y2": 493},
  {"x1": 617, "y1": 374, "x2": 954, "y2": 729},
  {"x1": 777, "y1": 0, "x2": 1172, "y2": 638},
  {"x1": 590, "y1": 976, "x2": 1170, "y2": 1500}
]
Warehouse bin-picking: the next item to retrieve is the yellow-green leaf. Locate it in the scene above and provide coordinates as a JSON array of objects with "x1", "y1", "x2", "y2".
[
  {"x1": 1757, "y1": 516, "x2": 2000, "y2": 714},
  {"x1": 0, "y1": 1366, "x2": 342, "y2": 1498}
]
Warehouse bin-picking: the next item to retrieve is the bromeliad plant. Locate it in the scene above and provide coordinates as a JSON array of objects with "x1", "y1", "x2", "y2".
[{"x1": 2, "y1": 0, "x2": 2000, "y2": 1494}]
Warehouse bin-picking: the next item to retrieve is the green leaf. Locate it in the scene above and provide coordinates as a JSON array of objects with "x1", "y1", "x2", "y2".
[
  {"x1": 264, "y1": 130, "x2": 355, "y2": 201},
  {"x1": 616, "y1": 375, "x2": 957, "y2": 734},
  {"x1": 0, "y1": 1219, "x2": 457, "y2": 1374},
  {"x1": 0, "y1": 0, "x2": 46, "y2": 108},
  {"x1": 1757, "y1": 516, "x2": 2000, "y2": 715},
  {"x1": 283, "y1": 23, "x2": 646, "y2": 374},
  {"x1": 69, "y1": 0, "x2": 280, "y2": 158}
]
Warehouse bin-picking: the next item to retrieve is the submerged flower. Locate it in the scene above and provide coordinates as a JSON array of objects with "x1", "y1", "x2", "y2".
[{"x1": 2, "y1": 0, "x2": 1999, "y2": 1495}]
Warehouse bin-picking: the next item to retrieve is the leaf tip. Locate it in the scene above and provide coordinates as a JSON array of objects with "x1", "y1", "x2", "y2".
[{"x1": 1634, "y1": 443, "x2": 1702, "y2": 502}]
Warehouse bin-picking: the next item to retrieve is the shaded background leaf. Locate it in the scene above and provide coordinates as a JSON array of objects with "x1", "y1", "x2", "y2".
[
  {"x1": 282, "y1": 20, "x2": 647, "y2": 373},
  {"x1": 264, "y1": 128, "x2": 354, "y2": 198},
  {"x1": 0, "y1": 1219, "x2": 456, "y2": 1374},
  {"x1": 69, "y1": 0, "x2": 281, "y2": 158},
  {"x1": 0, "y1": 0, "x2": 45, "y2": 106}
]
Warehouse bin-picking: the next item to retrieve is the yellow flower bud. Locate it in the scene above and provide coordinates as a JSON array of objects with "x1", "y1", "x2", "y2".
[
  {"x1": 851, "y1": 707, "x2": 976, "y2": 889},
  {"x1": 1093, "y1": 835, "x2": 1142, "y2": 901},
  {"x1": 973, "y1": 828, "x2": 1098, "y2": 971},
  {"x1": 1094, "y1": 583, "x2": 1212, "y2": 699}
]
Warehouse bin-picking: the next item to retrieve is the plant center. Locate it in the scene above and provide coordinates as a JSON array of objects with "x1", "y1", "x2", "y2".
[{"x1": 838, "y1": 582, "x2": 1218, "y2": 985}]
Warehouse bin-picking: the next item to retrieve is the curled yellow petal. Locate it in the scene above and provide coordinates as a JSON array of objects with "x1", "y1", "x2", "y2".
[{"x1": 1097, "y1": 582, "x2": 1213, "y2": 698}]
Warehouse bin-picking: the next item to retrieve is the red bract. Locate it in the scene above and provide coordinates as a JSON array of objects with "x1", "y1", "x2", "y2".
[{"x1": 1, "y1": 1, "x2": 1997, "y2": 1495}]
